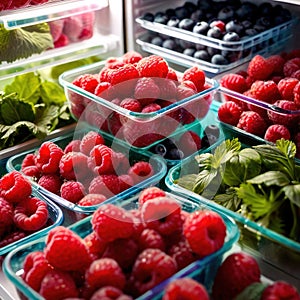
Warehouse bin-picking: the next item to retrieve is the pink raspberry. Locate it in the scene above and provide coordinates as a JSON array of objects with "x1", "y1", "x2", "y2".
[
  {"x1": 118, "y1": 174, "x2": 134, "y2": 192},
  {"x1": 88, "y1": 174, "x2": 120, "y2": 197},
  {"x1": 138, "y1": 228, "x2": 166, "y2": 252},
  {"x1": 237, "y1": 111, "x2": 268, "y2": 136},
  {"x1": 90, "y1": 286, "x2": 133, "y2": 300},
  {"x1": 181, "y1": 65, "x2": 206, "y2": 92},
  {"x1": 80, "y1": 131, "x2": 105, "y2": 156},
  {"x1": 64, "y1": 139, "x2": 81, "y2": 153},
  {"x1": 218, "y1": 101, "x2": 243, "y2": 126},
  {"x1": 293, "y1": 81, "x2": 300, "y2": 105},
  {"x1": 0, "y1": 197, "x2": 14, "y2": 236},
  {"x1": 122, "y1": 51, "x2": 143, "y2": 64},
  {"x1": 264, "y1": 124, "x2": 291, "y2": 143},
  {"x1": 60, "y1": 180, "x2": 85, "y2": 203},
  {"x1": 72, "y1": 73, "x2": 99, "y2": 93},
  {"x1": 119, "y1": 97, "x2": 142, "y2": 114},
  {"x1": 77, "y1": 193, "x2": 107, "y2": 207},
  {"x1": 141, "y1": 102, "x2": 161, "y2": 113},
  {"x1": 84, "y1": 231, "x2": 107, "y2": 260},
  {"x1": 250, "y1": 80, "x2": 280, "y2": 103},
  {"x1": 134, "y1": 77, "x2": 160, "y2": 106}
]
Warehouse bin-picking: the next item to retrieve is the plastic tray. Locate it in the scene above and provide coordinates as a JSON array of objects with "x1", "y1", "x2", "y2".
[
  {"x1": 0, "y1": 189, "x2": 63, "y2": 256},
  {"x1": 2, "y1": 191, "x2": 239, "y2": 300},
  {"x1": 165, "y1": 142, "x2": 300, "y2": 286},
  {"x1": 5, "y1": 129, "x2": 167, "y2": 218},
  {"x1": 58, "y1": 60, "x2": 219, "y2": 148}
]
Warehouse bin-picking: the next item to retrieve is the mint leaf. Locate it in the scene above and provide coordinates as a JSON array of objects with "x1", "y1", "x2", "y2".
[
  {"x1": 234, "y1": 282, "x2": 267, "y2": 300},
  {"x1": 40, "y1": 81, "x2": 66, "y2": 106}
]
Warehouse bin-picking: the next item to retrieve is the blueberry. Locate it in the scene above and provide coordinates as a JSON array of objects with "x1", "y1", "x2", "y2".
[
  {"x1": 221, "y1": 50, "x2": 241, "y2": 63},
  {"x1": 201, "y1": 133, "x2": 219, "y2": 148},
  {"x1": 165, "y1": 148, "x2": 184, "y2": 160},
  {"x1": 177, "y1": 39, "x2": 194, "y2": 49},
  {"x1": 183, "y1": 48, "x2": 196, "y2": 57},
  {"x1": 207, "y1": 26, "x2": 223, "y2": 39},
  {"x1": 223, "y1": 31, "x2": 240, "y2": 42},
  {"x1": 190, "y1": 9, "x2": 205, "y2": 22},
  {"x1": 179, "y1": 18, "x2": 195, "y2": 31},
  {"x1": 153, "y1": 143, "x2": 167, "y2": 157},
  {"x1": 167, "y1": 16, "x2": 180, "y2": 27},
  {"x1": 175, "y1": 6, "x2": 190, "y2": 20},
  {"x1": 166, "y1": 8, "x2": 176, "y2": 18},
  {"x1": 154, "y1": 14, "x2": 169, "y2": 25},
  {"x1": 207, "y1": 47, "x2": 220, "y2": 57},
  {"x1": 195, "y1": 43, "x2": 206, "y2": 51},
  {"x1": 225, "y1": 20, "x2": 244, "y2": 35},
  {"x1": 162, "y1": 39, "x2": 177, "y2": 50},
  {"x1": 241, "y1": 20, "x2": 253, "y2": 30},
  {"x1": 184, "y1": 1, "x2": 198, "y2": 14},
  {"x1": 142, "y1": 12, "x2": 154, "y2": 22},
  {"x1": 217, "y1": 6, "x2": 235, "y2": 22},
  {"x1": 211, "y1": 54, "x2": 228, "y2": 65},
  {"x1": 194, "y1": 50, "x2": 211, "y2": 61},
  {"x1": 253, "y1": 24, "x2": 266, "y2": 33},
  {"x1": 244, "y1": 28, "x2": 258, "y2": 37},
  {"x1": 259, "y1": 2, "x2": 273, "y2": 16},
  {"x1": 151, "y1": 36, "x2": 164, "y2": 47},
  {"x1": 256, "y1": 16, "x2": 272, "y2": 29},
  {"x1": 235, "y1": 2, "x2": 257, "y2": 20},
  {"x1": 193, "y1": 21, "x2": 210, "y2": 35}
]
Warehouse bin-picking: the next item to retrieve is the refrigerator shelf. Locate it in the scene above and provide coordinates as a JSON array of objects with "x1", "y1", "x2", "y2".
[{"x1": 0, "y1": 0, "x2": 108, "y2": 29}]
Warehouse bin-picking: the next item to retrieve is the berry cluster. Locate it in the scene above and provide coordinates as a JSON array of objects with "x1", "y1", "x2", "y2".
[
  {"x1": 21, "y1": 186, "x2": 227, "y2": 299},
  {"x1": 0, "y1": 0, "x2": 48, "y2": 11},
  {"x1": 69, "y1": 51, "x2": 213, "y2": 147},
  {"x1": 218, "y1": 50, "x2": 300, "y2": 155},
  {"x1": 0, "y1": 171, "x2": 49, "y2": 249},
  {"x1": 142, "y1": 0, "x2": 292, "y2": 65},
  {"x1": 21, "y1": 130, "x2": 154, "y2": 206}
]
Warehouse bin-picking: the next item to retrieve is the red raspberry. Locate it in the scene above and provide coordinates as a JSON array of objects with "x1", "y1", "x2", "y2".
[
  {"x1": 267, "y1": 100, "x2": 300, "y2": 128},
  {"x1": 84, "y1": 231, "x2": 107, "y2": 260},
  {"x1": 91, "y1": 204, "x2": 135, "y2": 242},
  {"x1": 277, "y1": 77, "x2": 299, "y2": 100},
  {"x1": 212, "y1": 252, "x2": 261, "y2": 300},
  {"x1": 283, "y1": 58, "x2": 300, "y2": 77},
  {"x1": 90, "y1": 286, "x2": 133, "y2": 300},
  {"x1": 220, "y1": 73, "x2": 247, "y2": 94},
  {"x1": 138, "y1": 228, "x2": 166, "y2": 252},
  {"x1": 45, "y1": 226, "x2": 91, "y2": 271},
  {"x1": 119, "y1": 97, "x2": 142, "y2": 114},
  {"x1": 72, "y1": 73, "x2": 99, "y2": 93},
  {"x1": 0, "y1": 231, "x2": 26, "y2": 248},
  {"x1": 77, "y1": 193, "x2": 107, "y2": 207},
  {"x1": 183, "y1": 210, "x2": 226, "y2": 258},
  {"x1": 217, "y1": 101, "x2": 243, "y2": 126},
  {"x1": 250, "y1": 80, "x2": 280, "y2": 103},
  {"x1": 118, "y1": 174, "x2": 134, "y2": 192},
  {"x1": 156, "y1": 78, "x2": 177, "y2": 100},
  {"x1": 178, "y1": 130, "x2": 202, "y2": 156},
  {"x1": 0, "y1": 197, "x2": 14, "y2": 236},
  {"x1": 37, "y1": 174, "x2": 62, "y2": 195},
  {"x1": 64, "y1": 139, "x2": 81, "y2": 153},
  {"x1": 22, "y1": 251, "x2": 52, "y2": 292},
  {"x1": 138, "y1": 186, "x2": 166, "y2": 206},
  {"x1": 181, "y1": 65, "x2": 206, "y2": 92},
  {"x1": 247, "y1": 55, "x2": 273, "y2": 80},
  {"x1": 59, "y1": 151, "x2": 89, "y2": 180},
  {"x1": 136, "y1": 55, "x2": 169, "y2": 78},
  {"x1": 176, "y1": 84, "x2": 196, "y2": 100},
  {"x1": 294, "y1": 81, "x2": 300, "y2": 105},
  {"x1": 21, "y1": 159, "x2": 40, "y2": 178},
  {"x1": 108, "y1": 63, "x2": 139, "y2": 88},
  {"x1": 141, "y1": 196, "x2": 183, "y2": 236},
  {"x1": 266, "y1": 55, "x2": 285, "y2": 74},
  {"x1": 163, "y1": 278, "x2": 209, "y2": 300},
  {"x1": 13, "y1": 196, "x2": 48, "y2": 231},
  {"x1": 141, "y1": 103, "x2": 161, "y2": 113},
  {"x1": 127, "y1": 161, "x2": 154, "y2": 184},
  {"x1": 166, "y1": 68, "x2": 178, "y2": 81},
  {"x1": 0, "y1": 171, "x2": 32, "y2": 203},
  {"x1": 134, "y1": 77, "x2": 160, "y2": 106},
  {"x1": 128, "y1": 248, "x2": 177, "y2": 296},
  {"x1": 80, "y1": 131, "x2": 105, "y2": 156},
  {"x1": 85, "y1": 258, "x2": 126, "y2": 292},
  {"x1": 261, "y1": 281, "x2": 300, "y2": 300},
  {"x1": 88, "y1": 174, "x2": 120, "y2": 196},
  {"x1": 21, "y1": 153, "x2": 37, "y2": 168},
  {"x1": 39, "y1": 269, "x2": 79, "y2": 300},
  {"x1": 94, "y1": 81, "x2": 114, "y2": 100},
  {"x1": 122, "y1": 51, "x2": 143, "y2": 64},
  {"x1": 102, "y1": 237, "x2": 139, "y2": 270},
  {"x1": 264, "y1": 124, "x2": 291, "y2": 143},
  {"x1": 36, "y1": 141, "x2": 64, "y2": 174},
  {"x1": 60, "y1": 180, "x2": 85, "y2": 203},
  {"x1": 237, "y1": 111, "x2": 268, "y2": 136},
  {"x1": 99, "y1": 66, "x2": 112, "y2": 82}
]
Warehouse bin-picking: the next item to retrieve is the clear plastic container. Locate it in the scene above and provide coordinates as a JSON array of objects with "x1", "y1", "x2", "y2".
[{"x1": 2, "y1": 192, "x2": 239, "y2": 300}]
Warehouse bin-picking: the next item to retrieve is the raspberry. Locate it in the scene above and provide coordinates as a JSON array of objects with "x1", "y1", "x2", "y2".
[
  {"x1": 77, "y1": 193, "x2": 107, "y2": 207},
  {"x1": 261, "y1": 281, "x2": 300, "y2": 300},
  {"x1": 134, "y1": 77, "x2": 160, "y2": 106},
  {"x1": 162, "y1": 278, "x2": 209, "y2": 300},
  {"x1": 129, "y1": 248, "x2": 177, "y2": 296},
  {"x1": 217, "y1": 101, "x2": 243, "y2": 126},
  {"x1": 141, "y1": 197, "x2": 183, "y2": 236},
  {"x1": 22, "y1": 251, "x2": 51, "y2": 292},
  {"x1": 277, "y1": 77, "x2": 299, "y2": 100},
  {"x1": 64, "y1": 139, "x2": 81, "y2": 153},
  {"x1": 176, "y1": 84, "x2": 196, "y2": 100},
  {"x1": 45, "y1": 226, "x2": 91, "y2": 271},
  {"x1": 138, "y1": 186, "x2": 166, "y2": 206},
  {"x1": 118, "y1": 174, "x2": 134, "y2": 192},
  {"x1": 85, "y1": 258, "x2": 126, "y2": 292},
  {"x1": 127, "y1": 161, "x2": 154, "y2": 184},
  {"x1": 60, "y1": 180, "x2": 85, "y2": 203},
  {"x1": 72, "y1": 73, "x2": 99, "y2": 93},
  {"x1": 59, "y1": 151, "x2": 89, "y2": 180},
  {"x1": 136, "y1": 55, "x2": 169, "y2": 78},
  {"x1": 88, "y1": 174, "x2": 120, "y2": 197},
  {"x1": 13, "y1": 196, "x2": 48, "y2": 231},
  {"x1": 80, "y1": 131, "x2": 105, "y2": 156},
  {"x1": 36, "y1": 141, "x2": 64, "y2": 174},
  {"x1": 220, "y1": 73, "x2": 248, "y2": 94},
  {"x1": 294, "y1": 82, "x2": 300, "y2": 105},
  {"x1": 119, "y1": 97, "x2": 142, "y2": 114},
  {"x1": 37, "y1": 174, "x2": 62, "y2": 195},
  {"x1": 84, "y1": 231, "x2": 107, "y2": 259},
  {"x1": 21, "y1": 153, "x2": 37, "y2": 169},
  {"x1": 183, "y1": 210, "x2": 226, "y2": 258},
  {"x1": 250, "y1": 80, "x2": 280, "y2": 103},
  {"x1": 264, "y1": 124, "x2": 291, "y2": 143},
  {"x1": 39, "y1": 269, "x2": 79, "y2": 300},
  {"x1": 102, "y1": 237, "x2": 139, "y2": 271},
  {"x1": 178, "y1": 130, "x2": 202, "y2": 156},
  {"x1": 0, "y1": 231, "x2": 26, "y2": 248},
  {"x1": 181, "y1": 66, "x2": 206, "y2": 92},
  {"x1": 91, "y1": 287, "x2": 133, "y2": 300},
  {"x1": 237, "y1": 111, "x2": 268, "y2": 136},
  {"x1": 156, "y1": 78, "x2": 177, "y2": 100},
  {"x1": 91, "y1": 204, "x2": 135, "y2": 242},
  {"x1": 108, "y1": 63, "x2": 139, "y2": 89},
  {"x1": 266, "y1": 55, "x2": 285, "y2": 74},
  {"x1": 267, "y1": 100, "x2": 300, "y2": 128},
  {"x1": 0, "y1": 197, "x2": 14, "y2": 236},
  {"x1": 54, "y1": 33, "x2": 69, "y2": 48},
  {"x1": 0, "y1": 171, "x2": 32, "y2": 203},
  {"x1": 122, "y1": 51, "x2": 143, "y2": 64},
  {"x1": 141, "y1": 102, "x2": 161, "y2": 113},
  {"x1": 138, "y1": 228, "x2": 166, "y2": 252},
  {"x1": 283, "y1": 58, "x2": 300, "y2": 77},
  {"x1": 166, "y1": 68, "x2": 178, "y2": 81},
  {"x1": 247, "y1": 55, "x2": 273, "y2": 80},
  {"x1": 168, "y1": 237, "x2": 199, "y2": 270}
]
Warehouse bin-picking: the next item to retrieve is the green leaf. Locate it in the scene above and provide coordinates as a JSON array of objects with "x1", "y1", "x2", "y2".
[
  {"x1": 193, "y1": 169, "x2": 220, "y2": 195},
  {"x1": 276, "y1": 138, "x2": 297, "y2": 159},
  {"x1": 282, "y1": 184, "x2": 300, "y2": 207},
  {"x1": 177, "y1": 174, "x2": 197, "y2": 191},
  {"x1": 0, "y1": 23, "x2": 53, "y2": 63},
  {"x1": 40, "y1": 81, "x2": 66, "y2": 106},
  {"x1": 234, "y1": 282, "x2": 267, "y2": 300},
  {"x1": 35, "y1": 104, "x2": 60, "y2": 133},
  {"x1": 4, "y1": 73, "x2": 41, "y2": 104},
  {"x1": 247, "y1": 171, "x2": 291, "y2": 187}
]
